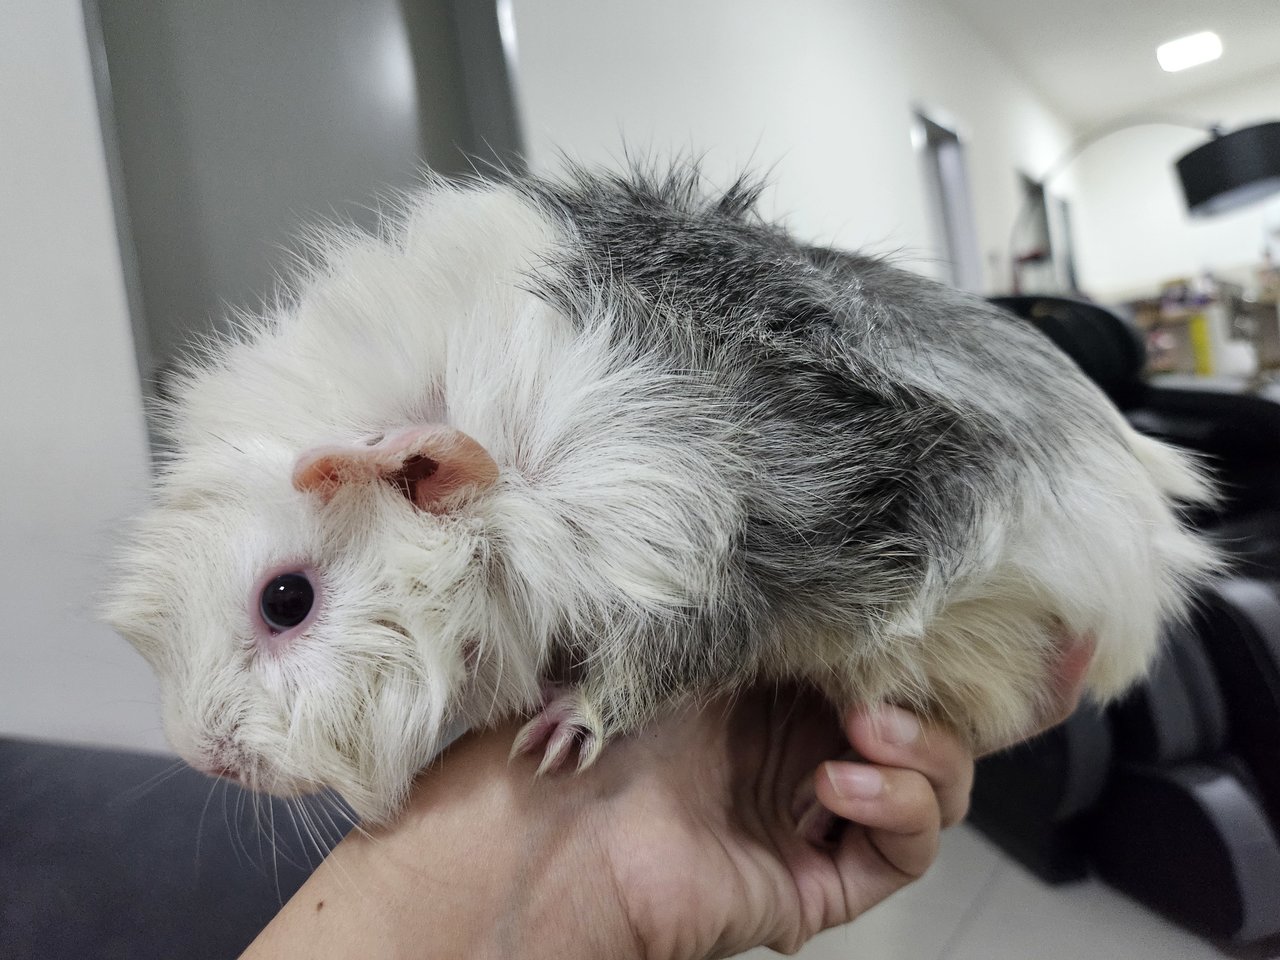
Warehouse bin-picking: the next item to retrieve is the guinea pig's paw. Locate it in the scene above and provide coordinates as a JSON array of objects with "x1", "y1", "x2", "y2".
[{"x1": 511, "y1": 686, "x2": 605, "y2": 775}]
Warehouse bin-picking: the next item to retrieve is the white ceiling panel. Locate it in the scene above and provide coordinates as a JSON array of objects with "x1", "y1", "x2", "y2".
[{"x1": 943, "y1": 0, "x2": 1280, "y2": 127}]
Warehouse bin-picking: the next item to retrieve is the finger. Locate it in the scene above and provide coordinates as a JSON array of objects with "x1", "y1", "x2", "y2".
[
  {"x1": 846, "y1": 706, "x2": 974, "y2": 827},
  {"x1": 814, "y1": 762, "x2": 942, "y2": 879}
]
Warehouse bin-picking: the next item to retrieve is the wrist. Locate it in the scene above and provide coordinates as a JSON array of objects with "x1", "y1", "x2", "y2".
[
  {"x1": 450, "y1": 768, "x2": 643, "y2": 960},
  {"x1": 242, "y1": 722, "x2": 644, "y2": 960}
]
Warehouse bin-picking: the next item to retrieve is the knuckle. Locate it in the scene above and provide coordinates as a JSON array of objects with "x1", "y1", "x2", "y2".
[
  {"x1": 941, "y1": 792, "x2": 971, "y2": 828},
  {"x1": 891, "y1": 770, "x2": 940, "y2": 827},
  {"x1": 900, "y1": 831, "x2": 942, "y2": 880}
]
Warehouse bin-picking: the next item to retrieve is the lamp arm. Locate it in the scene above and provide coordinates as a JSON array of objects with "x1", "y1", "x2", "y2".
[
  {"x1": 1037, "y1": 115, "x2": 1218, "y2": 186},
  {"x1": 1005, "y1": 115, "x2": 1219, "y2": 292}
]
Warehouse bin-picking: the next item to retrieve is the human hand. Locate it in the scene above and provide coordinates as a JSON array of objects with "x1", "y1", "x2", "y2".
[
  {"x1": 241, "y1": 635, "x2": 1093, "y2": 960},
  {"x1": 535, "y1": 631, "x2": 1096, "y2": 958},
  {"x1": 564, "y1": 689, "x2": 969, "y2": 958}
]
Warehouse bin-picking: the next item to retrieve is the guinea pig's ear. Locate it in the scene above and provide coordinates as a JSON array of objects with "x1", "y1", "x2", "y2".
[{"x1": 292, "y1": 426, "x2": 499, "y2": 513}]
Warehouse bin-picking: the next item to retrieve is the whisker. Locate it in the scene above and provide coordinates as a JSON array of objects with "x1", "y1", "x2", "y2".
[
  {"x1": 295, "y1": 798, "x2": 326, "y2": 860},
  {"x1": 280, "y1": 796, "x2": 315, "y2": 872},
  {"x1": 292, "y1": 796, "x2": 331, "y2": 870},
  {"x1": 110, "y1": 760, "x2": 189, "y2": 806},
  {"x1": 221, "y1": 782, "x2": 243, "y2": 869},
  {"x1": 229, "y1": 785, "x2": 252, "y2": 871},
  {"x1": 192, "y1": 775, "x2": 223, "y2": 871},
  {"x1": 313, "y1": 794, "x2": 353, "y2": 847},
  {"x1": 268, "y1": 798, "x2": 282, "y2": 904}
]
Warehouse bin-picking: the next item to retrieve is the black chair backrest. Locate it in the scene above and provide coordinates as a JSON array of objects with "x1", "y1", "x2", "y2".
[{"x1": 990, "y1": 295, "x2": 1147, "y2": 410}]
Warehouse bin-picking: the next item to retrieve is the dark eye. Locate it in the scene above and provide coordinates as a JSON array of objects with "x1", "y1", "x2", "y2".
[{"x1": 259, "y1": 572, "x2": 315, "y2": 633}]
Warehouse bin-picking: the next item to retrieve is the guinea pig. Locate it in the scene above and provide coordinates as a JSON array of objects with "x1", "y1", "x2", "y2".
[{"x1": 104, "y1": 162, "x2": 1219, "y2": 824}]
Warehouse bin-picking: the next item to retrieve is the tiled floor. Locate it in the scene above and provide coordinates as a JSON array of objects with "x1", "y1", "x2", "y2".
[{"x1": 738, "y1": 825, "x2": 1256, "y2": 960}]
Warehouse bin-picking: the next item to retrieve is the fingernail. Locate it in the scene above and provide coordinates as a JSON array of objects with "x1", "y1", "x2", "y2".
[
  {"x1": 875, "y1": 706, "x2": 920, "y2": 745},
  {"x1": 826, "y1": 763, "x2": 883, "y2": 800}
]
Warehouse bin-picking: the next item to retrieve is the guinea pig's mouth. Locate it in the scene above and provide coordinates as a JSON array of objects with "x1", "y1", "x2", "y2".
[
  {"x1": 194, "y1": 756, "x2": 324, "y2": 800},
  {"x1": 191, "y1": 755, "x2": 252, "y2": 786},
  {"x1": 206, "y1": 763, "x2": 243, "y2": 784},
  {"x1": 192, "y1": 737, "x2": 321, "y2": 798}
]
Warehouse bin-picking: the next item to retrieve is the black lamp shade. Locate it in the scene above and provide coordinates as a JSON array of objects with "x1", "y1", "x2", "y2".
[{"x1": 1176, "y1": 121, "x2": 1280, "y2": 217}]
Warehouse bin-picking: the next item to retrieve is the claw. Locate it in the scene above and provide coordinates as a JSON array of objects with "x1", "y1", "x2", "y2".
[
  {"x1": 536, "y1": 722, "x2": 579, "y2": 776},
  {"x1": 575, "y1": 731, "x2": 603, "y2": 772},
  {"x1": 512, "y1": 687, "x2": 606, "y2": 775},
  {"x1": 510, "y1": 711, "x2": 557, "y2": 760}
]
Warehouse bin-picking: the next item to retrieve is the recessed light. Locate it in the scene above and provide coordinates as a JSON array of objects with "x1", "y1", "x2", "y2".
[{"x1": 1157, "y1": 31, "x2": 1223, "y2": 73}]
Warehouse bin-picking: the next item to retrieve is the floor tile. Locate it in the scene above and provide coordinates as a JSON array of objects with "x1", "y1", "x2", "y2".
[{"x1": 941, "y1": 836, "x2": 1231, "y2": 960}]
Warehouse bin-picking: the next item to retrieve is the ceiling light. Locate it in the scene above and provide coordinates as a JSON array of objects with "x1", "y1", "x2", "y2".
[{"x1": 1157, "y1": 31, "x2": 1223, "y2": 73}]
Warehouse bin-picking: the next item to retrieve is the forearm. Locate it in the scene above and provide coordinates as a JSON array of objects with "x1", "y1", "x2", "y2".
[{"x1": 240, "y1": 724, "x2": 639, "y2": 960}]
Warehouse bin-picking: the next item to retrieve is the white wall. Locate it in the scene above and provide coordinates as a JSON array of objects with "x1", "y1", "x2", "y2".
[
  {"x1": 1071, "y1": 67, "x2": 1280, "y2": 301},
  {"x1": 509, "y1": 0, "x2": 1075, "y2": 291},
  {"x1": 1, "y1": 1, "x2": 165, "y2": 751}
]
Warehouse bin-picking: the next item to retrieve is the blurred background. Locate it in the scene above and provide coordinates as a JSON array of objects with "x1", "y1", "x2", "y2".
[{"x1": 3, "y1": 1, "x2": 1279, "y2": 957}]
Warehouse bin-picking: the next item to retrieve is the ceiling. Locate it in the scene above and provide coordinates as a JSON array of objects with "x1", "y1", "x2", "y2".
[{"x1": 945, "y1": 0, "x2": 1280, "y2": 129}]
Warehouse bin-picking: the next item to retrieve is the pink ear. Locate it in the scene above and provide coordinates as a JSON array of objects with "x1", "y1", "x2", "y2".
[{"x1": 292, "y1": 426, "x2": 499, "y2": 513}]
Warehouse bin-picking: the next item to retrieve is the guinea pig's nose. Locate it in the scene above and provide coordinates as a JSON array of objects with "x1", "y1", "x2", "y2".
[{"x1": 198, "y1": 731, "x2": 248, "y2": 783}]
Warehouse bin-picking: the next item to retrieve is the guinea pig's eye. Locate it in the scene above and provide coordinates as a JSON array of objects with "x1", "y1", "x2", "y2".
[{"x1": 259, "y1": 572, "x2": 315, "y2": 633}]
